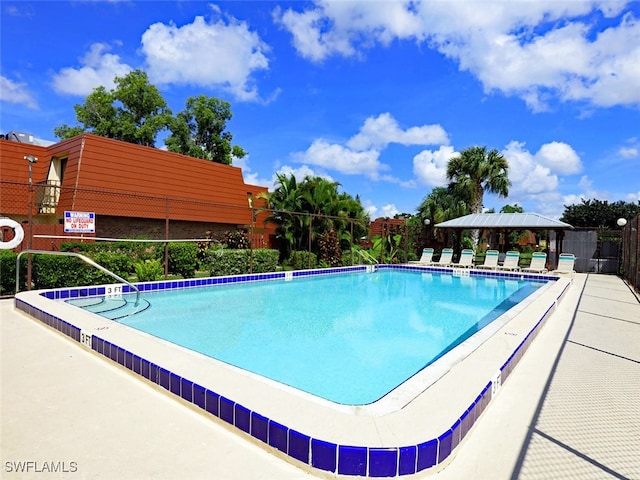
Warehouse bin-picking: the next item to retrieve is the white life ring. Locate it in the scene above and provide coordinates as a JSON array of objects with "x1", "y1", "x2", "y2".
[{"x1": 0, "y1": 218, "x2": 25, "y2": 250}]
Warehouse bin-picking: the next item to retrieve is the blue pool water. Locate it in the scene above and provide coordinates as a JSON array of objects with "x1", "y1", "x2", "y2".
[{"x1": 68, "y1": 270, "x2": 544, "y2": 404}]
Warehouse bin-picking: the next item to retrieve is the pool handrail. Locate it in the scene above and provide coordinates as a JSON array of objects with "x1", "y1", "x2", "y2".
[
  {"x1": 355, "y1": 249, "x2": 379, "y2": 265},
  {"x1": 16, "y1": 249, "x2": 140, "y2": 306}
]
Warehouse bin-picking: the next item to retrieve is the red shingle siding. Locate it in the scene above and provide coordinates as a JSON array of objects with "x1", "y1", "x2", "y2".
[{"x1": 1, "y1": 134, "x2": 275, "y2": 245}]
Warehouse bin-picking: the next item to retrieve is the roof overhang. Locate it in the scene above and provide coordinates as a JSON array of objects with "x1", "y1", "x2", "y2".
[{"x1": 434, "y1": 213, "x2": 573, "y2": 230}]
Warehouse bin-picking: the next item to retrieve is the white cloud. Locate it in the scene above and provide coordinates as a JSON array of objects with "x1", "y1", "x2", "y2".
[
  {"x1": 274, "y1": 2, "x2": 422, "y2": 62},
  {"x1": 295, "y1": 140, "x2": 386, "y2": 179},
  {"x1": 266, "y1": 164, "x2": 334, "y2": 191},
  {"x1": 361, "y1": 199, "x2": 378, "y2": 218},
  {"x1": 141, "y1": 10, "x2": 269, "y2": 101},
  {"x1": 234, "y1": 155, "x2": 272, "y2": 188},
  {"x1": 619, "y1": 146, "x2": 639, "y2": 158},
  {"x1": 412, "y1": 145, "x2": 456, "y2": 187},
  {"x1": 534, "y1": 141, "x2": 582, "y2": 175},
  {"x1": 500, "y1": 140, "x2": 589, "y2": 217},
  {"x1": 292, "y1": 113, "x2": 450, "y2": 180},
  {"x1": 0, "y1": 75, "x2": 37, "y2": 108},
  {"x1": 347, "y1": 113, "x2": 449, "y2": 150},
  {"x1": 502, "y1": 141, "x2": 559, "y2": 196},
  {"x1": 380, "y1": 203, "x2": 400, "y2": 218},
  {"x1": 626, "y1": 191, "x2": 640, "y2": 202},
  {"x1": 276, "y1": 1, "x2": 640, "y2": 109},
  {"x1": 51, "y1": 43, "x2": 132, "y2": 96}
]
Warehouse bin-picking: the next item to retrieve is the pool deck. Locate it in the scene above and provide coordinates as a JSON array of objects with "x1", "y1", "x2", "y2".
[{"x1": 1, "y1": 273, "x2": 639, "y2": 479}]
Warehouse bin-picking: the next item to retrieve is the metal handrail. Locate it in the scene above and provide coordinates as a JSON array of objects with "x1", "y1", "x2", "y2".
[
  {"x1": 355, "y1": 249, "x2": 379, "y2": 265},
  {"x1": 16, "y1": 249, "x2": 140, "y2": 306}
]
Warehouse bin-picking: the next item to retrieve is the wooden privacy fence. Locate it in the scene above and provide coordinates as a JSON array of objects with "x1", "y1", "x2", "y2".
[{"x1": 620, "y1": 215, "x2": 640, "y2": 293}]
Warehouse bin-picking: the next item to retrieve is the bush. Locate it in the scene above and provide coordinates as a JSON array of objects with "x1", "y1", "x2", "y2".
[
  {"x1": 318, "y1": 230, "x2": 342, "y2": 267},
  {"x1": 134, "y1": 259, "x2": 164, "y2": 282},
  {"x1": 91, "y1": 251, "x2": 135, "y2": 279},
  {"x1": 288, "y1": 251, "x2": 317, "y2": 270},
  {"x1": 167, "y1": 242, "x2": 198, "y2": 278},
  {"x1": 251, "y1": 249, "x2": 279, "y2": 273},
  {"x1": 205, "y1": 249, "x2": 280, "y2": 276},
  {"x1": 206, "y1": 249, "x2": 250, "y2": 276},
  {"x1": 32, "y1": 255, "x2": 112, "y2": 289},
  {"x1": 0, "y1": 250, "x2": 26, "y2": 295},
  {"x1": 61, "y1": 240, "x2": 160, "y2": 262},
  {"x1": 224, "y1": 230, "x2": 250, "y2": 249}
]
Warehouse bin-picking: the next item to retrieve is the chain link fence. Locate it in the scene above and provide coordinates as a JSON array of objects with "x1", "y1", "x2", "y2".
[
  {"x1": 1, "y1": 181, "x2": 378, "y2": 281},
  {"x1": 1, "y1": 181, "x2": 269, "y2": 250}
]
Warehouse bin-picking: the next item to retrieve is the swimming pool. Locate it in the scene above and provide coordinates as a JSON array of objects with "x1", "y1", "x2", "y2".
[
  {"x1": 14, "y1": 265, "x2": 571, "y2": 477},
  {"x1": 64, "y1": 270, "x2": 544, "y2": 405}
]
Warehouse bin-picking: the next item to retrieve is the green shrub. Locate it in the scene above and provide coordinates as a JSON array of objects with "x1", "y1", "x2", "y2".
[
  {"x1": 288, "y1": 251, "x2": 317, "y2": 270},
  {"x1": 205, "y1": 249, "x2": 280, "y2": 276},
  {"x1": 31, "y1": 255, "x2": 112, "y2": 289},
  {"x1": 251, "y1": 249, "x2": 279, "y2": 273},
  {"x1": 0, "y1": 250, "x2": 26, "y2": 295},
  {"x1": 91, "y1": 251, "x2": 135, "y2": 279},
  {"x1": 167, "y1": 242, "x2": 198, "y2": 278},
  {"x1": 134, "y1": 259, "x2": 163, "y2": 282},
  {"x1": 61, "y1": 240, "x2": 159, "y2": 261},
  {"x1": 206, "y1": 249, "x2": 250, "y2": 276}
]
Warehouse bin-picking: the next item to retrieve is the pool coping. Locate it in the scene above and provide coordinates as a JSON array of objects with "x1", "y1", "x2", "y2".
[{"x1": 14, "y1": 265, "x2": 571, "y2": 477}]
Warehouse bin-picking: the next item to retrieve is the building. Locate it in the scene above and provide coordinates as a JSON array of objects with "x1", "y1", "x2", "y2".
[{"x1": 0, "y1": 133, "x2": 273, "y2": 251}]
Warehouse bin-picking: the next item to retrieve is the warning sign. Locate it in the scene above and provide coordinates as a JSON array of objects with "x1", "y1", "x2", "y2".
[{"x1": 64, "y1": 211, "x2": 95, "y2": 233}]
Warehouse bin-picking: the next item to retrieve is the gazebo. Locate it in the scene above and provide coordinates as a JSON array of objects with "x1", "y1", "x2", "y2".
[{"x1": 434, "y1": 213, "x2": 574, "y2": 268}]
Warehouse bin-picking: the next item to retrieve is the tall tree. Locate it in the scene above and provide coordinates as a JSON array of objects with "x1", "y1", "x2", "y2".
[
  {"x1": 446, "y1": 146, "x2": 511, "y2": 245},
  {"x1": 53, "y1": 70, "x2": 245, "y2": 163},
  {"x1": 165, "y1": 95, "x2": 246, "y2": 165},
  {"x1": 54, "y1": 70, "x2": 172, "y2": 147},
  {"x1": 111, "y1": 70, "x2": 173, "y2": 146},
  {"x1": 560, "y1": 199, "x2": 640, "y2": 228}
]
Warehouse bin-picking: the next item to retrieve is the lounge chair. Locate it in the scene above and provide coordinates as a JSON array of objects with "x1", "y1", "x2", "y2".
[
  {"x1": 522, "y1": 252, "x2": 548, "y2": 273},
  {"x1": 429, "y1": 248, "x2": 454, "y2": 267},
  {"x1": 551, "y1": 253, "x2": 576, "y2": 276},
  {"x1": 496, "y1": 251, "x2": 521, "y2": 271},
  {"x1": 408, "y1": 248, "x2": 434, "y2": 265},
  {"x1": 449, "y1": 249, "x2": 474, "y2": 268},
  {"x1": 476, "y1": 249, "x2": 499, "y2": 270}
]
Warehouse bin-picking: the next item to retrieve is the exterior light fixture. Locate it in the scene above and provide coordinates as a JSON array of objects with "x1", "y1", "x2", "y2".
[{"x1": 617, "y1": 218, "x2": 628, "y2": 227}]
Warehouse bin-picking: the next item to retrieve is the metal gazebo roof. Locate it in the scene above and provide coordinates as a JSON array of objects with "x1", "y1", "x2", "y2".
[{"x1": 434, "y1": 213, "x2": 573, "y2": 230}]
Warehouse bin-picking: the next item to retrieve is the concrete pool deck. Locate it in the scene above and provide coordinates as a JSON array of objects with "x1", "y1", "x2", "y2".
[{"x1": 1, "y1": 273, "x2": 639, "y2": 479}]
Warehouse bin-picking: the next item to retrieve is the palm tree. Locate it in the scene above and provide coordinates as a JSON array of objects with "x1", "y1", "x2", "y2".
[
  {"x1": 417, "y1": 186, "x2": 469, "y2": 248},
  {"x1": 258, "y1": 174, "x2": 369, "y2": 263},
  {"x1": 446, "y1": 146, "x2": 510, "y2": 245}
]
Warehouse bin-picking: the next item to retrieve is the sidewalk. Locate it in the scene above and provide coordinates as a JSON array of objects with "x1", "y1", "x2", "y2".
[{"x1": 1, "y1": 274, "x2": 639, "y2": 479}]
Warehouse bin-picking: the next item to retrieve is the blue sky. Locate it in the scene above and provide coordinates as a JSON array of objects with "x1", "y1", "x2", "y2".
[{"x1": 2, "y1": 1, "x2": 639, "y2": 220}]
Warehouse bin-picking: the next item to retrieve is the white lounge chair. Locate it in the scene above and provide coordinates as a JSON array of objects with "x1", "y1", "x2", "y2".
[
  {"x1": 430, "y1": 248, "x2": 454, "y2": 267},
  {"x1": 496, "y1": 251, "x2": 521, "y2": 271},
  {"x1": 408, "y1": 248, "x2": 434, "y2": 265},
  {"x1": 522, "y1": 252, "x2": 548, "y2": 273},
  {"x1": 552, "y1": 253, "x2": 576, "y2": 276},
  {"x1": 476, "y1": 250, "x2": 499, "y2": 270},
  {"x1": 450, "y1": 249, "x2": 474, "y2": 268}
]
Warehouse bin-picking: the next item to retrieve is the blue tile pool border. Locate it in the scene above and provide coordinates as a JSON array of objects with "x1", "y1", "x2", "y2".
[{"x1": 15, "y1": 265, "x2": 567, "y2": 477}]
